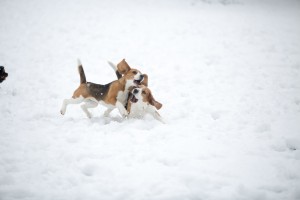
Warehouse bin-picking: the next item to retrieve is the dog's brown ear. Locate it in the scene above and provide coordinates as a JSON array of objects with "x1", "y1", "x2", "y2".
[
  {"x1": 117, "y1": 59, "x2": 131, "y2": 74},
  {"x1": 141, "y1": 74, "x2": 148, "y2": 86},
  {"x1": 151, "y1": 99, "x2": 162, "y2": 110},
  {"x1": 149, "y1": 92, "x2": 162, "y2": 110}
]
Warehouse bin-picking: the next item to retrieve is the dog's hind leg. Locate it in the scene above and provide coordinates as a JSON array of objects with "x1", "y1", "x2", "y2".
[
  {"x1": 81, "y1": 100, "x2": 98, "y2": 118},
  {"x1": 103, "y1": 108, "x2": 114, "y2": 117},
  {"x1": 60, "y1": 97, "x2": 84, "y2": 115}
]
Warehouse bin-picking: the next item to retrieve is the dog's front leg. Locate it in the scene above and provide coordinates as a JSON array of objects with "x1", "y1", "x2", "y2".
[
  {"x1": 115, "y1": 101, "x2": 128, "y2": 118},
  {"x1": 152, "y1": 111, "x2": 165, "y2": 124},
  {"x1": 147, "y1": 107, "x2": 165, "y2": 124}
]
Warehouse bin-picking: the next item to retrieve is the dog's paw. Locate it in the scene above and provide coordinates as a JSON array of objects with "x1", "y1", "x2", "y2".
[
  {"x1": 122, "y1": 111, "x2": 129, "y2": 119},
  {"x1": 60, "y1": 110, "x2": 65, "y2": 115}
]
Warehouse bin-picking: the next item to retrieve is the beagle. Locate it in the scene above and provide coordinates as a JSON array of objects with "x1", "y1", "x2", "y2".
[
  {"x1": 127, "y1": 85, "x2": 165, "y2": 123},
  {"x1": 108, "y1": 61, "x2": 164, "y2": 123},
  {"x1": 60, "y1": 59, "x2": 144, "y2": 118}
]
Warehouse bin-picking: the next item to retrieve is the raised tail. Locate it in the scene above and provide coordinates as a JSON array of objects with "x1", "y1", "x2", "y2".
[
  {"x1": 107, "y1": 61, "x2": 117, "y2": 71},
  {"x1": 77, "y1": 59, "x2": 86, "y2": 84},
  {"x1": 108, "y1": 61, "x2": 122, "y2": 79}
]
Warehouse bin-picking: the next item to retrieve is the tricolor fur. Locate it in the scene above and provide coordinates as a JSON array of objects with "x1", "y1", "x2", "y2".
[
  {"x1": 127, "y1": 85, "x2": 165, "y2": 123},
  {"x1": 108, "y1": 62, "x2": 164, "y2": 123},
  {"x1": 60, "y1": 59, "x2": 144, "y2": 118}
]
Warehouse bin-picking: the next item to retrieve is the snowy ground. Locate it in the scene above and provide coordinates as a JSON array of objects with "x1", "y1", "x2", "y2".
[{"x1": 1, "y1": 0, "x2": 300, "y2": 199}]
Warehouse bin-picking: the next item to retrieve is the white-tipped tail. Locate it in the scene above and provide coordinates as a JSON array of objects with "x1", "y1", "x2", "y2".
[
  {"x1": 77, "y1": 59, "x2": 82, "y2": 66},
  {"x1": 107, "y1": 61, "x2": 117, "y2": 71}
]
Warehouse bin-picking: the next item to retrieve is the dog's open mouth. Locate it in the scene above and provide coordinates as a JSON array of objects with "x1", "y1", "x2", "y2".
[
  {"x1": 133, "y1": 79, "x2": 142, "y2": 85},
  {"x1": 134, "y1": 80, "x2": 140, "y2": 85},
  {"x1": 134, "y1": 76, "x2": 144, "y2": 85},
  {"x1": 130, "y1": 94, "x2": 138, "y2": 103}
]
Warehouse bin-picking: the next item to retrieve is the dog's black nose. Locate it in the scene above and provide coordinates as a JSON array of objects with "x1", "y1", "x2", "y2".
[{"x1": 133, "y1": 89, "x2": 139, "y2": 94}]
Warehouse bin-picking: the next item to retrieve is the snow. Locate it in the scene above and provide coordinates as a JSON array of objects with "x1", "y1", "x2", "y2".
[{"x1": 1, "y1": 0, "x2": 300, "y2": 199}]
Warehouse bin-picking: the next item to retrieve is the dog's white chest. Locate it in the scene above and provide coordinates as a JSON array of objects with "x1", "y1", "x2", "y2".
[
  {"x1": 116, "y1": 91, "x2": 128, "y2": 106},
  {"x1": 116, "y1": 81, "x2": 133, "y2": 106},
  {"x1": 129, "y1": 102, "x2": 148, "y2": 118}
]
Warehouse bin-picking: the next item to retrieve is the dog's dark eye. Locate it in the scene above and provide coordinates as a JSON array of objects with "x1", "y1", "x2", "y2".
[
  {"x1": 132, "y1": 71, "x2": 137, "y2": 75},
  {"x1": 142, "y1": 91, "x2": 146, "y2": 95}
]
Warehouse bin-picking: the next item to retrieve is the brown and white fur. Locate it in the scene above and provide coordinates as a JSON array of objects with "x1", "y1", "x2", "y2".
[
  {"x1": 108, "y1": 62, "x2": 164, "y2": 123},
  {"x1": 60, "y1": 59, "x2": 144, "y2": 118},
  {"x1": 127, "y1": 85, "x2": 165, "y2": 123}
]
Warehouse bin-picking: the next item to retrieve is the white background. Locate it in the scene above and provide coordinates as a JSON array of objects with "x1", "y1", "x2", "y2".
[{"x1": 1, "y1": 0, "x2": 300, "y2": 199}]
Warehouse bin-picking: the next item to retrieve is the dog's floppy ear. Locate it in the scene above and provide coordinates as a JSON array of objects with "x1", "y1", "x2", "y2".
[
  {"x1": 148, "y1": 92, "x2": 162, "y2": 110},
  {"x1": 141, "y1": 74, "x2": 148, "y2": 86},
  {"x1": 117, "y1": 59, "x2": 131, "y2": 75}
]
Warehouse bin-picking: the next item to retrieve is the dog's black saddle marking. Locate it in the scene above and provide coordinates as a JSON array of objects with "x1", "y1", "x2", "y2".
[
  {"x1": 86, "y1": 82, "x2": 111, "y2": 101},
  {"x1": 115, "y1": 71, "x2": 122, "y2": 79}
]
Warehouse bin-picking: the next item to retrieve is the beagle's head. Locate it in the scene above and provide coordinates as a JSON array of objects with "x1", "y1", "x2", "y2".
[
  {"x1": 117, "y1": 59, "x2": 144, "y2": 86},
  {"x1": 129, "y1": 85, "x2": 162, "y2": 110}
]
